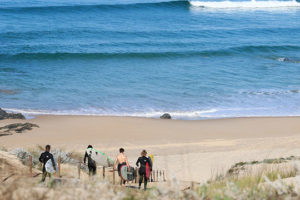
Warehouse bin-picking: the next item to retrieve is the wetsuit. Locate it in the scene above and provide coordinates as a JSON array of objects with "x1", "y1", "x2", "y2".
[
  {"x1": 39, "y1": 151, "x2": 55, "y2": 182},
  {"x1": 117, "y1": 162, "x2": 127, "y2": 185},
  {"x1": 136, "y1": 156, "x2": 152, "y2": 190},
  {"x1": 84, "y1": 151, "x2": 97, "y2": 176},
  {"x1": 117, "y1": 162, "x2": 127, "y2": 176}
]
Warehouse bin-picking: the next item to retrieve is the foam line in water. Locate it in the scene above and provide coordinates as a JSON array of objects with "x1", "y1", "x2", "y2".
[
  {"x1": 3, "y1": 108, "x2": 219, "y2": 119},
  {"x1": 5, "y1": 107, "x2": 300, "y2": 120},
  {"x1": 190, "y1": 0, "x2": 300, "y2": 9}
]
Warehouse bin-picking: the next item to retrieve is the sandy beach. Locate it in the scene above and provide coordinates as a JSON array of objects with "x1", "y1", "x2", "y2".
[{"x1": 1, "y1": 116, "x2": 300, "y2": 182}]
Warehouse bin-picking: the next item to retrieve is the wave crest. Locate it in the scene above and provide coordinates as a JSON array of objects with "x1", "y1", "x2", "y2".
[
  {"x1": 1, "y1": 45, "x2": 300, "y2": 60},
  {"x1": 190, "y1": 0, "x2": 300, "y2": 9},
  {"x1": 0, "y1": 0, "x2": 189, "y2": 11}
]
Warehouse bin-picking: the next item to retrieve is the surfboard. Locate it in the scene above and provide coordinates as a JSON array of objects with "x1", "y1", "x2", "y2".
[
  {"x1": 146, "y1": 154, "x2": 154, "y2": 180},
  {"x1": 145, "y1": 162, "x2": 151, "y2": 180},
  {"x1": 149, "y1": 154, "x2": 154, "y2": 167},
  {"x1": 120, "y1": 165, "x2": 135, "y2": 181},
  {"x1": 45, "y1": 158, "x2": 57, "y2": 174},
  {"x1": 86, "y1": 148, "x2": 114, "y2": 167}
]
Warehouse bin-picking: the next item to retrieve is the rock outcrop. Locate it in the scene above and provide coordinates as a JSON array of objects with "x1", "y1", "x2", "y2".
[
  {"x1": 0, "y1": 108, "x2": 25, "y2": 120},
  {"x1": 160, "y1": 113, "x2": 172, "y2": 119},
  {"x1": 0, "y1": 123, "x2": 39, "y2": 133}
]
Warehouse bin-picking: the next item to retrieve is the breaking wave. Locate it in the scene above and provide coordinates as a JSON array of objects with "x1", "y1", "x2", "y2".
[
  {"x1": 4, "y1": 107, "x2": 219, "y2": 119},
  {"x1": 1, "y1": 0, "x2": 299, "y2": 12},
  {"x1": 190, "y1": 0, "x2": 300, "y2": 9}
]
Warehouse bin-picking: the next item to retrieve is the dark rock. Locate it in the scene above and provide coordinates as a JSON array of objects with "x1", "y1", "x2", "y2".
[
  {"x1": 0, "y1": 109, "x2": 7, "y2": 120},
  {"x1": 160, "y1": 113, "x2": 172, "y2": 119},
  {"x1": 0, "y1": 123, "x2": 39, "y2": 133},
  {"x1": 0, "y1": 108, "x2": 25, "y2": 120}
]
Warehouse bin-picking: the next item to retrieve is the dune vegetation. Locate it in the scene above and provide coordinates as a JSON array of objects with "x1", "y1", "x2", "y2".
[{"x1": 2, "y1": 147, "x2": 300, "y2": 199}]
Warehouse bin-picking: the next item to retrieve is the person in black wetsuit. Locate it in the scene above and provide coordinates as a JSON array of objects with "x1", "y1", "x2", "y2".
[
  {"x1": 136, "y1": 149, "x2": 152, "y2": 190},
  {"x1": 84, "y1": 145, "x2": 97, "y2": 176},
  {"x1": 39, "y1": 144, "x2": 56, "y2": 182}
]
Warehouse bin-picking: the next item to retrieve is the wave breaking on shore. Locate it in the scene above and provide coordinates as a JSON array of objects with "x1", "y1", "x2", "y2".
[{"x1": 4, "y1": 107, "x2": 300, "y2": 120}]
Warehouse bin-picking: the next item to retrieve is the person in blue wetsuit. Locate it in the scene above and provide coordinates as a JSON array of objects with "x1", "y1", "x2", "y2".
[{"x1": 136, "y1": 149, "x2": 152, "y2": 190}]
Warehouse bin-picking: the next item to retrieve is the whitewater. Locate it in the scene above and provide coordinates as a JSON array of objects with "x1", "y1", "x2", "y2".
[{"x1": 190, "y1": 0, "x2": 300, "y2": 9}]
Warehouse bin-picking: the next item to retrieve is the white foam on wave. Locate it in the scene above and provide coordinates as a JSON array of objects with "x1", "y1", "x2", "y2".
[
  {"x1": 190, "y1": 0, "x2": 300, "y2": 9},
  {"x1": 5, "y1": 107, "x2": 300, "y2": 119},
  {"x1": 3, "y1": 107, "x2": 219, "y2": 119}
]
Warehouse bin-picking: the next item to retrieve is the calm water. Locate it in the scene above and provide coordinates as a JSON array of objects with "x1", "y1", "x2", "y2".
[{"x1": 1, "y1": 0, "x2": 300, "y2": 119}]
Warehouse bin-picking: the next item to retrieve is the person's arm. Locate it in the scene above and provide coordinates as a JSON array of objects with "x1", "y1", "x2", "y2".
[
  {"x1": 39, "y1": 153, "x2": 44, "y2": 163},
  {"x1": 113, "y1": 157, "x2": 118, "y2": 170},
  {"x1": 148, "y1": 157, "x2": 152, "y2": 171},
  {"x1": 125, "y1": 156, "x2": 130, "y2": 167},
  {"x1": 51, "y1": 155, "x2": 56, "y2": 171},
  {"x1": 125, "y1": 156, "x2": 130, "y2": 171},
  {"x1": 84, "y1": 152, "x2": 88, "y2": 164},
  {"x1": 136, "y1": 158, "x2": 140, "y2": 167}
]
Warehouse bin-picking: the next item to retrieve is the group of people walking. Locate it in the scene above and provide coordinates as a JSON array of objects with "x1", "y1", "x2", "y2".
[
  {"x1": 84, "y1": 145, "x2": 152, "y2": 190},
  {"x1": 39, "y1": 144, "x2": 152, "y2": 190}
]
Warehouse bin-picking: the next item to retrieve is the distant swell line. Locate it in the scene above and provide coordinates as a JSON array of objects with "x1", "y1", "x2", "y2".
[
  {"x1": 1, "y1": 0, "x2": 299, "y2": 12},
  {"x1": 1, "y1": 45, "x2": 300, "y2": 59},
  {"x1": 0, "y1": 51, "x2": 231, "y2": 59},
  {"x1": 0, "y1": 0, "x2": 189, "y2": 11}
]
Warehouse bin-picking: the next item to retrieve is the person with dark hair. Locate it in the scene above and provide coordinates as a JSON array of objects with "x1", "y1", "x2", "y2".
[
  {"x1": 136, "y1": 149, "x2": 152, "y2": 190},
  {"x1": 84, "y1": 145, "x2": 97, "y2": 176},
  {"x1": 39, "y1": 144, "x2": 56, "y2": 182},
  {"x1": 114, "y1": 147, "x2": 130, "y2": 185}
]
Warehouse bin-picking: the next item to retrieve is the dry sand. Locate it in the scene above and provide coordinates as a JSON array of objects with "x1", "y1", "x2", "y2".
[{"x1": 1, "y1": 115, "x2": 300, "y2": 182}]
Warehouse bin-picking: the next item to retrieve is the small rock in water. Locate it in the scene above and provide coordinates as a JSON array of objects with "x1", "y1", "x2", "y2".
[
  {"x1": 0, "y1": 108, "x2": 25, "y2": 120},
  {"x1": 160, "y1": 113, "x2": 172, "y2": 119}
]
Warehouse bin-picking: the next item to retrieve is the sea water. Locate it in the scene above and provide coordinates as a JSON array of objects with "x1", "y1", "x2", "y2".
[{"x1": 1, "y1": 0, "x2": 300, "y2": 119}]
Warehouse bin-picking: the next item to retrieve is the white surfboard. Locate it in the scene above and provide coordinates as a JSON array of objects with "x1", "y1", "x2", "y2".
[
  {"x1": 45, "y1": 158, "x2": 57, "y2": 174},
  {"x1": 120, "y1": 165, "x2": 135, "y2": 181},
  {"x1": 86, "y1": 148, "x2": 114, "y2": 167}
]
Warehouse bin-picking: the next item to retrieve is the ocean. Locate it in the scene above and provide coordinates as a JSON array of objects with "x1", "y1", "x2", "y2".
[{"x1": 1, "y1": 0, "x2": 300, "y2": 119}]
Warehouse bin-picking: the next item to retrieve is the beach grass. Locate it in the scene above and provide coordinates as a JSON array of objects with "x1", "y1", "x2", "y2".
[
  {"x1": 3, "y1": 147, "x2": 300, "y2": 199},
  {"x1": 2, "y1": 156, "x2": 300, "y2": 200}
]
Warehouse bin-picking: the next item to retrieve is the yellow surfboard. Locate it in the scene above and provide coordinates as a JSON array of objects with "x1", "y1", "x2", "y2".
[{"x1": 149, "y1": 154, "x2": 154, "y2": 166}]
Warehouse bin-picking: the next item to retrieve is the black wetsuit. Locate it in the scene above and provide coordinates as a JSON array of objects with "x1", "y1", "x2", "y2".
[
  {"x1": 84, "y1": 151, "x2": 97, "y2": 176},
  {"x1": 117, "y1": 162, "x2": 126, "y2": 185},
  {"x1": 39, "y1": 151, "x2": 55, "y2": 182},
  {"x1": 39, "y1": 151, "x2": 55, "y2": 172},
  {"x1": 136, "y1": 156, "x2": 152, "y2": 189},
  {"x1": 118, "y1": 162, "x2": 126, "y2": 176}
]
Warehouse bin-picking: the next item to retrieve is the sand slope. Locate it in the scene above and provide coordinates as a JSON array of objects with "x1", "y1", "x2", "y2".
[{"x1": 1, "y1": 116, "x2": 300, "y2": 181}]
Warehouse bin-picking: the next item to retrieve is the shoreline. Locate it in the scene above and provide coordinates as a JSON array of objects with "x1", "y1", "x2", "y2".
[
  {"x1": 4, "y1": 107, "x2": 300, "y2": 120},
  {"x1": 4, "y1": 107, "x2": 300, "y2": 121},
  {"x1": 1, "y1": 115, "x2": 300, "y2": 181},
  {"x1": 23, "y1": 114, "x2": 300, "y2": 122}
]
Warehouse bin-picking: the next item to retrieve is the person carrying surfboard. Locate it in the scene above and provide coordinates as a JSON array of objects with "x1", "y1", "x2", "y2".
[
  {"x1": 113, "y1": 148, "x2": 130, "y2": 185},
  {"x1": 39, "y1": 144, "x2": 56, "y2": 182},
  {"x1": 84, "y1": 145, "x2": 97, "y2": 176},
  {"x1": 136, "y1": 149, "x2": 152, "y2": 190}
]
